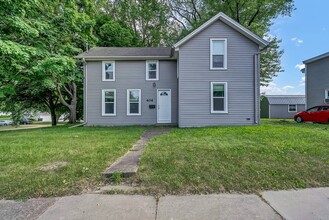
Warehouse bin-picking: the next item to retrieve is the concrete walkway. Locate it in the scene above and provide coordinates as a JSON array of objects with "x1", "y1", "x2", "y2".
[
  {"x1": 103, "y1": 129, "x2": 170, "y2": 178},
  {"x1": 1, "y1": 188, "x2": 328, "y2": 220}
]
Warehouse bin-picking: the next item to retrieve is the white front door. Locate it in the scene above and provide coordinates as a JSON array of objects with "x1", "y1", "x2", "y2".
[{"x1": 157, "y1": 89, "x2": 171, "y2": 123}]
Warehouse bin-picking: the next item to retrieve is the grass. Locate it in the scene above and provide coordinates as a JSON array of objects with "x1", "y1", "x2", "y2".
[
  {"x1": 0, "y1": 126, "x2": 145, "y2": 199},
  {"x1": 136, "y1": 119, "x2": 329, "y2": 194}
]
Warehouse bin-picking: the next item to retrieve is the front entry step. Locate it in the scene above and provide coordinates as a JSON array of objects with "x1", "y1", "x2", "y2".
[{"x1": 103, "y1": 129, "x2": 170, "y2": 178}]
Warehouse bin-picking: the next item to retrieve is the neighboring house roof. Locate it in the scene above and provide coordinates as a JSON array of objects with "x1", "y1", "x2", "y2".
[
  {"x1": 303, "y1": 52, "x2": 329, "y2": 64},
  {"x1": 76, "y1": 47, "x2": 175, "y2": 59},
  {"x1": 266, "y1": 95, "x2": 306, "y2": 105},
  {"x1": 174, "y1": 12, "x2": 269, "y2": 49}
]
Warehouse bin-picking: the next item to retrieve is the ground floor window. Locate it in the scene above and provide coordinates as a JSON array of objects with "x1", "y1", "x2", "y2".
[
  {"x1": 102, "y1": 89, "x2": 116, "y2": 116},
  {"x1": 127, "y1": 89, "x2": 141, "y2": 115},
  {"x1": 211, "y1": 82, "x2": 228, "y2": 113},
  {"x1": 288, "y1": 104, "x2": 297, "y2": 112}
]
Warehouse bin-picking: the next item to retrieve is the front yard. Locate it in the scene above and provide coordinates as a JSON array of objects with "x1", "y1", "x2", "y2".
[
  {"x1": 136, "y1": 119, "x2": 329, "y2": 194},
  {"x1": 1, "y1": 120, "x2": 328, "y2": 200},
  {"x1": 0, "y1": 126, "x2": 145, "y2": 199}
]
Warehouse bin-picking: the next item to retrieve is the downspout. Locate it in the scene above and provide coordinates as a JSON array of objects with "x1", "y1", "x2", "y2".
[
  {"x1": 82, "y1": 58, "x2": 88, "y2": 125},
  {"x1": 254, "y1": 52, "x2": 261, "y2": 125}
]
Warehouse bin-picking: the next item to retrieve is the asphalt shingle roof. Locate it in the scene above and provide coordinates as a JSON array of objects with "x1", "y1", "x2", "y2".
[
  {"x1": 266, "y1": 95, "x2": 306, "y2": 105},
  {"x1": 76, "y1": 47, "x2": 174, "y2": 58}
]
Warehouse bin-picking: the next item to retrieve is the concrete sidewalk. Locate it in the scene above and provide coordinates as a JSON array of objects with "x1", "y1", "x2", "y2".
[{"x1": 1, "y1": 188, "x2": 328, "y2": 220}]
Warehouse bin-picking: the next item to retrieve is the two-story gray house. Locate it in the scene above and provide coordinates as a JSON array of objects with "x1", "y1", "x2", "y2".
[
  {"x1": 303, "y1": 52, "x2": 329, "y2": 108},
  {"x1": 76, "y1": 12, "x2": 268, "y2": 127}
]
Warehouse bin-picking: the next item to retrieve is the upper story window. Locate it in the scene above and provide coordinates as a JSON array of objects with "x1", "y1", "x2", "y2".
[
  {"x1": 102, "y1": 89, "x2": 116, "y2": 116},
  {"x1": 211, "y1": 82, "x2": 228, "y2": 113},
  {"x1": 102, "y1": 61, "x2": 115, "y2": 81},
  {"x1": 288, "y1": 104, "x2": 297, "y2": 112},
  {"x1": 210, "y1": 38, "x2": 227, "y2": 70},
  {"x1": 146, "y1": 61, "x2": 159, "y2": 80},
  {"x1": 127, "y1": 89, "x2": 141, "y2": 116}
]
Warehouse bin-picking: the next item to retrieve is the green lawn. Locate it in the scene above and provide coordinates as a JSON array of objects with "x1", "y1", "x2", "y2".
[
  {"x1": 2, "y1": 120, "x2": 329, "y2": 199},
  {"x1": 136, "y1": 119, "x2": 329, "y2": 194},
  {"x1": 0, "y1": 126, "x2": 145, "y2": 199}
]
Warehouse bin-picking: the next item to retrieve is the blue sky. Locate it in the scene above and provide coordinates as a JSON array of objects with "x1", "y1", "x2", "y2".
[{"x1": 260, "y1": 0, "x2": 329, "y2": 95}]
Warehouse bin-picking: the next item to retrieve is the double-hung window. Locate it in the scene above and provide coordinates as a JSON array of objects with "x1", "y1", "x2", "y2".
[
  {"x1": 127, "y1": 89, "x2": 141, "y2": 115},
  {"x1": 102, "y1": 89, "x2": 116, "y2": 116},
  {"x1": 102, "y1": 61, "x2": 115, "y2": 81},
  {"x1": 325, "y1": 89, "x2": 329, "y2": 98},
  {"x1": 288, "y1": 104, "x2": 297, "y2": 112},
  {"x1": 211, "y1": 82, "x2": 228, "y2": 113},
  {"x1": 146, "y1": 61, "x2": 159, "y2": 80},
  {"x1": 210, "y1": 39, "x2": 227, "y2": 69}
]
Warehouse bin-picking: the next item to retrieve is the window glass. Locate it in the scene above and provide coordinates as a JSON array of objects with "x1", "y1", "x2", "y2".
[
  {"x1": 103, "y1": 62, "x2": 115, "y2": 81},
  {"x1": 211, "y1": 40, "x2": 226, "y2": 69},
  {"x1": 213, "y1": 55, "x2": 224, "y2": 68},
  {"x1": 146, "y1": 61, "x2": 158, "y2": 80},
  {"x1": 307, "y1": 107, "x2": 319, "y2": 112},
  {"x1": 212, "y1": 83, "x2": 227, "y2": 112},
  {"x1": 288, "y1": 104, "x2": 297, "y2": 112},
  {"x1": 103, "y1": 90, "x2": 115, "y2": 115},
  {"x1": 213, "y1": 41, "x2": 225, "y2": 54},
  {"x1": 128, "y1": 90, "x2": 141, "y2": 115},
  {"x1": 213, "y1": 84, "x2": 224, "y2": 97}
]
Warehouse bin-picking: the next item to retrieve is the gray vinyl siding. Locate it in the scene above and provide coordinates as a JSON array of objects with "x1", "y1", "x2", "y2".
[
  {"x1": 85, "y1": 60, "x2": 177, "y2": 126},
  {"x1": 178, "y1": 20, "x2": 259, "y2": 127},
  {"x1": 306, "y1": 57, "x2": 329, "y2": 108},
  {"x1": 269, "y1": 104, "x2": 305, "y2": 119}
]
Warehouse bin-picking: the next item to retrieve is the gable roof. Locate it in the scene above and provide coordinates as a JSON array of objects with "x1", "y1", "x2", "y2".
[
  {"x1": 303, "y1": 52, "x2": 329, "y2": 64},
  {"x1": 75, "y1": 47, "x2": 175, "y2": 59},
  {"x1": 265, "y1": 95, "x2": 305, "y2": 105},
  {"x1": 174, "y1": 12, "x2": 269, "y2": 49}
]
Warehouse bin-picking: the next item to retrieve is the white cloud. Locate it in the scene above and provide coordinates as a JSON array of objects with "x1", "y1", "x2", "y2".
[
  {"x1": 283, "y1": 85, "x2": 294, "y2": 90},
  {"x1": 260, "y1": 82, "x2": 295, "y2": 95},
  {"x1": 295, "y1": 63, "x2": 305, "y2": 70},
  {"x1": 291, "y1": 37, "x2": 303, "y2": 46},
  {"x1": 299, "y1": 76, "x2": 305, "y2": 86},
  {"x1": 264, "y1": 33, "x2": 275, "y2": 41}
]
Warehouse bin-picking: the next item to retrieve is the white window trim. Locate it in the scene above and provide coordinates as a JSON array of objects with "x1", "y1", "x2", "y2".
[
  {"x1": 210, "y1": 38, "x2": 227, "y2": 70},
  {"x1": 146, "y1": 60, "x2": 159, "y2": 81},
  {"x1": 211, "y1": 82, "x2": 228, "y2": 113},
  {"x1": 102, "y1": 61, "x2": 115, "y2": 81},
  {"x1": 127, "y1": 89, "x2": 142, "y2": 116},
  {"x1": 288, "y1": 104, "x2": 297, "y2": 113},
  {"x1": 102, "y1": 89, "x2": 116, "y2": 116}
]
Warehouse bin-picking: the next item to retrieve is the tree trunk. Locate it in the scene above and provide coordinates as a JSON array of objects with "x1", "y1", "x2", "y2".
[
  {"x1": 48, "y1": 92, "x2": 57, "y2": 126},
  {"x1": 69, "y1": 101, "x2": 77, "y2": 124},
  {"x1": 57, "y1": 82, "x2": 77, "y2": 124}
]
